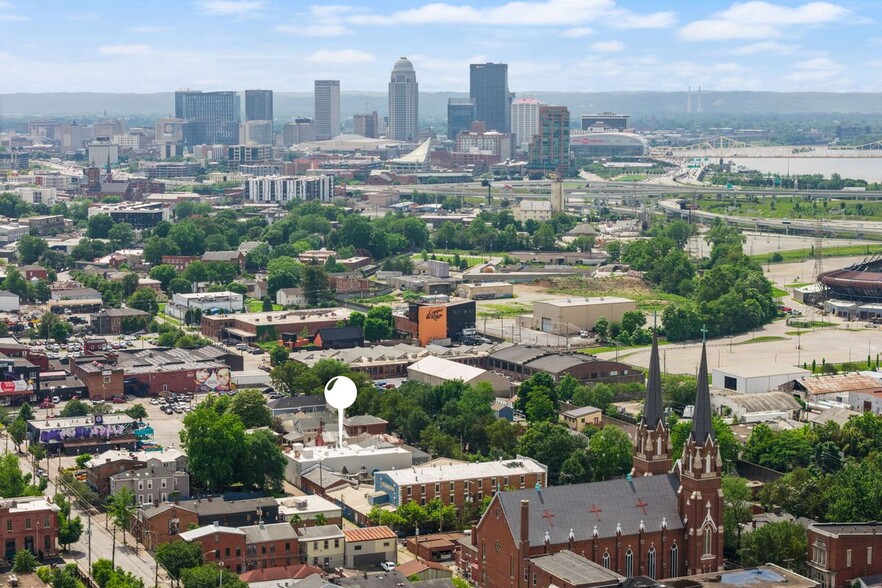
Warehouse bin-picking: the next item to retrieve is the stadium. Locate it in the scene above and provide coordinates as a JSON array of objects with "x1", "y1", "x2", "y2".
[
  {"x1": 569, "y1": 131, "x2": 647, "y2": 157},
  {"x1": 818, "y1": 254, "x2": 882, "y2": 303}
]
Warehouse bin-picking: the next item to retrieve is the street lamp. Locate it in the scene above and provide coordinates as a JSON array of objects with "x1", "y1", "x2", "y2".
[{"x1": 203, "y1": 552, "x2": 225, "y2": 588}]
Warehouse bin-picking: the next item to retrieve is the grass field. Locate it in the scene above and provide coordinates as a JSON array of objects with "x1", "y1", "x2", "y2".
[
  {"x1": 247, "y1": 299, "x2": 282, "y2": 312},
  {"x1": 477, "y1": 302, "x2": 532, "y2": 318},
  {"x1": 616, "y1": 174, "x2": 649, "y2": 182},
  {"x1": 543, "y1": 276, "x2": 690, "y2": 312},
  {"x1": 752, "y1": 244, "x2": 882, "y2": 264},
  {"x1": 411, "y1": 253, "x2": 487, "y2": 268},
  {"x1": 696, "y1": 195, "x2": 882, "y2": 222},
  {"x1": 784, "y1": 282, "x2": 812, "y2": 288},
  {"x1": 771, "y1": 287, "x2": 789, "y2": 298},
  {"x1": 735, "y1": 336, "x2": 788, "y2": 345}
]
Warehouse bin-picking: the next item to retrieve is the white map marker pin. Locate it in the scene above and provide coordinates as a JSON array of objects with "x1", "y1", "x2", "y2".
[{"x1": 324, "y1": 376, "x2": 357, "y2": 449}]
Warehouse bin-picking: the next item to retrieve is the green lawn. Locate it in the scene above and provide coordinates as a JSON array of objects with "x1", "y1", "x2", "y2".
[
  {"x1": 787, "y1": 320, "x2": 837, "y2": 328},
  {"x1": 477, "y1": 302, "x2": 532, "y2": 318},
  {"x1": 615, "y1": 174, "x2": 649, "y2": 182},
  {"x1": 247, "y1": 299, "x2": 282, "y2": 312},
  {"x1": 753, "y1": 244, "x2": 882, "y2": 264},
  {"x1": 411, "y1": 253, "x2": 488, "y2": 268},
  {"x1": 735, "y1": 336, "x2": 788, "y2": 345},
  {"x1": 784, "y1": 282, "x2": 812, "y2": 288},
  {"x1": 695, "y1": 195, "x2": 882, "y2": 222},
  {"x1": 771, "y1": 287, "x2": 789, "y2": 298}
]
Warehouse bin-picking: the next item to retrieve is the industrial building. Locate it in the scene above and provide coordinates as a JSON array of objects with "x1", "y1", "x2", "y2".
[
  {"x1": 529, "y1": 297, "x2": 636, "y2": 335},
  {"x1": 407, "y1": 355, "x2": 512, "y2": 395},
  {"x1": 456, "y1": 282, "x2": 513, "y2": 300},
  {"x1": 394, "y1": 299, "x2": 476, "y2": 346},
  {"x1": 711, "y1": 365, "x2": 811, "y2": 395}
]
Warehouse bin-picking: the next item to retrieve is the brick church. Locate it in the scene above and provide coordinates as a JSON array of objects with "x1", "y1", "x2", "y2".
[{"x1": 464, "y1": 335, "x2": 724, "y2": 588}]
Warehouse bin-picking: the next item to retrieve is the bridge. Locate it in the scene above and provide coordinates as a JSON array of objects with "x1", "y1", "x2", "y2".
[{"x1": 653, "y1": 136, "x2": 882, "y2": 158}]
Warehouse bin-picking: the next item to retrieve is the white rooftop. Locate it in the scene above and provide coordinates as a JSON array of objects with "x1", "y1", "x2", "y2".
[
  {"x1": 408, "y1": 355, "x2": 486, "y2": 381},
  {"x1": 377, "y1": 456, "x2": 546, "y2": 486},
  {"x1": 713, "y1": 364, "x2": 811, "y2": 379},
  {"x1": 180, "y1": 523, "x2": 245, "y2": 540},
  {"x1": 538, "y1": 296, "x2": 634, "y2": 308}
]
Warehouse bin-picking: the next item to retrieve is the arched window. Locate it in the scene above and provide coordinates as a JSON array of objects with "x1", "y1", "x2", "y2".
[
  {"x1": 647, "y1": 546, "x2": 657, "y2": 579},
  {"x1": 601, "y1": 551, "x2": 610, "y2": 569},
  {"x1": 703, "y1": 525, "x2": 713, "y2": 556},
  {"x1": 669, "y1": 544, "x2": 679, "y2": 577},
  {"x1": 625, "y1": 549, "x2": 634, "y2": 577}
]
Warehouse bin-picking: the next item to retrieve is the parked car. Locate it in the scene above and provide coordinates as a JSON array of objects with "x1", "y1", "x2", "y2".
[
  {"x1": 111, "y1": 396, "x2": 126, "y2": 404},
  {"x1": 39, "y1": 400, "x2": 54, "y2": 409},
  {"x1": 149, "y1": 398, "x2": 159, "y2": 405},
  {"x1": 380, "y1": 562, "x2": 396, "y2": 572},
  {"x1": 51, "y1": 396, "x2": 60, "y2": 404}
]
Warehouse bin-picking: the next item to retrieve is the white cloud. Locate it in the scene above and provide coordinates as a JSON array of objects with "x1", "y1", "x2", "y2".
[
  {"x1": 130, "y1": 25, "x2": 170, "y2": 33},
  {"x1": 679, "y1": 1, "x2": 849, "y2": 41},
  {"x1": 561, "y1": 27, "x2": 593, "y2": 38},
  {"x1": 196, "y1": 0, "x2": 266, "y2": 16},
  {"x1": 98, "y1": 44, "x2": 153, "y2": 56},
  {"x1": 275, "y1": 24, "x2": 352, "y2": 36},
  {"x1": 349, "y1": 0, "x2": 674, "y2": 28},
  {"x1": 785, "y1": 56, "x2": 843, "y2": 81},
  {"x1": 730, "y1": 41, "x2": 797, "y2": 55},
  {"x1": 591, "y1": 41, "x2": 624, "y2": 52},
  {"x1": 304, "y1": 49, "x2": 375, "y2": 64},
  {"x1": 0, "y1": 14, "x2": 27, "y2": 21}
]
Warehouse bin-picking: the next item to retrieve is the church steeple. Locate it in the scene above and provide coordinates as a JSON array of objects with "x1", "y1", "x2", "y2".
[
  {"x1": 632, "y1": 332, "x2": 672, "y2": 477},
  {"x1": 689, "y1": 341, "x2": 715, "y2": 445}
]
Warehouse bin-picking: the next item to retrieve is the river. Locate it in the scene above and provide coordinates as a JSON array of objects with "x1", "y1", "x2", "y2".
[{"x1": 728, "y1": 157, "x2": 882, "y2": 183}]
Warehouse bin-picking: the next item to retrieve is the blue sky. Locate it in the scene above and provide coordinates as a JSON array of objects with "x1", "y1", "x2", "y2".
[{"x1": 0, "y1": 0, "x2": 876, "y2": 93}]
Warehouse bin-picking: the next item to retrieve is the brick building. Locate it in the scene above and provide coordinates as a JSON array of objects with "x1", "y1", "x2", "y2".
[
  {"x1": 68, "y1": 356, "x2": 125, "y2": 400},
  {"x1": 526, "y1": 550, "x2": 623, "y2": 588},
  {"x1": 0, "y1": 497, "x2": 61, "y2": 560},
  {"x1": 461, "y1": 337, "x2": 723, "y2": 588},
  {"x1": 343, "y1": 415, "x2": 388, "y2": 436},
  {"x1": 161, "y1": 255, "x2": 200, "y2": 271},
  {"x1": 485, "y1": 346, "x2": 644, "y2": 386},
  {"x1": 29, "y1": 414, "x2": 137, "y2": 456},
  {"x1": 201, "y1": 309, "x2": 352, "y2": 343},
  {"x1": 374, "y1": 457, "x2": 546, "y2": 514},
  {"x1": 807, "y1": 523, "x2": 882, "y2": 588},
  {"x1": 90, "y1": 308, "x2": 150, "y2": 335}
]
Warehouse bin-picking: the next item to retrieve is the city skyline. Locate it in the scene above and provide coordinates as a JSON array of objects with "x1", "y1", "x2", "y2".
[{"x1": 0, "y1": 0, "x2": 875, "y2": 94}]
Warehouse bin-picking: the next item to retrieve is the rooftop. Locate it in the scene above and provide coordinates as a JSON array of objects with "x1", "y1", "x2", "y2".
[
  {"x1": 377, "y1": 456, "x2": 546, "y2": 486},
  {"x1": 297, "y1": 524, "x2": 344, "y2": 540},
  {"x1": 791, "y1": 373, "x2": 881, "y2": 395},
  {"x1": 342, "y1": 525, "x2": 396, "y2": 542},
  {"x1": 537, "y1": 296, "x2": 634, "y2": 308},
  {"x1": 666, "y1": 565, "x2": 817, "y2": 588},
  {"x1": 241, "y1": 522, "x2": 300, "y2": 544},
  {"x1": 209, "y1": 308, "x2": 352, "y2": 327},
  {"x1": 527, "y1": 550, "x2": 624, "y2": 587},
  {"x1": 408, "y1": 355, "x2": 487, "y2": 381},
  {"x1": 180, "y1": 523, "x2": 245, "y2": 540},
  {"x1": 713, "y1": 364, "x2": 811, "y2": 379},
  {"x1": 561, "y1": 406, "x2": 601, "y2": 419},
  {"x1": 30, "y1": 413, "x2": 134, "y2": 431}
]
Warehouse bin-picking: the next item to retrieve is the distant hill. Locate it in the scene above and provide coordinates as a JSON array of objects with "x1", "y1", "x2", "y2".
[{"x1": 2, "y1": 91, "x2": 882, "y2": 120}]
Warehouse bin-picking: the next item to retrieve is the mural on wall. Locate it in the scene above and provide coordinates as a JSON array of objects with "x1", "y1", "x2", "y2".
[{"x1": 195, "y1": 367, "x2": 236, "y2": 392}]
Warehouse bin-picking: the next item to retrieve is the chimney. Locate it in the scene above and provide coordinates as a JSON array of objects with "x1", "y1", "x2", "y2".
[{"x1": 519, "y1": 499, "x2": 530, "y2": 561}]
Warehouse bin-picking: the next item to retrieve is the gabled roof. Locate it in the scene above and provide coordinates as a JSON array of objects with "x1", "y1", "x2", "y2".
[
  {"x1": 343, "y1": 525, "x2": 396, "y2": 542},
  {"x1": 315, "y1": 325, "x2": 363, "y2": 342},
  {"x1": 495, "y1": 474, "x2": 684, "y2": 544},
  {"x1": 180, "y1": 524, "x2": 245, "y2": 540}
]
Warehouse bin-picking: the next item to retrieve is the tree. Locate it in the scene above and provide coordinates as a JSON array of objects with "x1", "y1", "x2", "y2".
[
  {"x1": 486, "y1": 419, "x2": 519, "y2": 458},
  {"x1": 560, "y1": 449, "x2": 593, "y2": 484},
  {"x1": 92, "y1": 559, "x2": 115, "y2": 588},
  {"x1": 242, "y1": 429, "x2": 286, "y2": 492},
  {"x1": 180, "y1": 403, "x2": 247, "y2": 491},
  {"x1": 722, "y1": 476, "x2": 753, "y2": 558},
  {"x1": 269, "y1": 344, "x2": 289, "y2": 366},
  {"x1": 182, "y1": 565, "x2": 248, "y2": 588},
  {"x1": 88, "y1": 214, "x2": 114, "y2": 238},
  {"x1": 17, "y1": 235, "x2": 48, "y2": 264},
  {"x1": 58, "y1": 514, "x2": 84, "y2": 551},
  {"x1": 148, "y1": 264, "x2": 178, "y2": 290},
  {"x1": 739, "y1": 521, "x2": 807, "y2": 569},
  {"x1": 108, "y1": 223, "x2": 135, "y2": 249},
  {"x1": 107, "y1": 487, "x2": 136, "y2": 546},
  {"x1": 228, "y1": 389, "x2": 272, "y2": 428},
  {"x1": 143, "y1": 237, "x2": 181, "y2": 266},
  {"x1": 127, "y1": 287, "x2": 159, "y2": 315},
  {"x1": 168, "y1": 278, "x2": 192, "y2": 295},
  {"x1": 12, "y1": 549, "x2": 38, "y2": 573},
  {"x1": 17, "y1": 403, "x2": 33, "y2": 421},
  {"x1": 588, "y1": 426, "x2": 632, "y2": 481},
  {"x1": 517, "y1": 422, "x2": 587, "y2": 484},
  {"x1": 261, "y1": 297, "x2": 273, "y2": 312},
  {"x1": 156, "y1": 540, "x2": 203, "y2": 586},
  {"x1": 50, "y1": 564, "x2": 82, "y2": 588},
  {"x1": 525, "y1": 390, "x2": 558, "y2": 423},
  {"x1": 302, "y1": 263, "x2": 328, "y2": 306},
  {"x1": 121, "y1": 273, "x2": 140, "y2": 297},
  {"x1": 363, "y1": 318, "x2": 390, "y2": 342},
  {"x1": 59, "y1": 398, "x2": 90, "y2": 418},
  {"x1": 620, "y1": 310, "x2": 647, "y2": 335},
  {"x1": 125, "y1": 404, "x2": 148, "y2": 420},
  {"x1": 7, "y1": 418, "x2": 26, "y2": 452}
]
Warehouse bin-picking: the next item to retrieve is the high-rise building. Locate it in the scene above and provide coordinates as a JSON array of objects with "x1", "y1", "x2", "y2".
[
  {"x1": 282, "y1": 118, "x2": 317, "y2": 146},
  {"x1": 174, "y1": 90, "x2": 241, "y2": 146},
  {"x1": 580, "y1": 112, "x2": 630, "y2": 131},
  {"x1": 239, "y1": 120, "x2": 273, "y2": 145},
  {"x1": 353, "y1": 112, "x2": 380, "y2": 138},
  {"x1": 387, "y1": 57, "x2": 419, "y2": 141},
  {"x1": 245, "y1": 90, "x2": 273, "y2": 122},
  {"x1": 528, "y1": 105, "x2": 570, "y2": 175},
  {"x1": 469, "y1": 63, "x2": 511, "y2": 133},
  {"x1": 314, "y1": 80, "x2": 340, "y2": 141},
  {"x1": 447, "y1": 99, "x2": 476, "y2": 140},
  {"x1": 511, "y1": 97, "x2": 544, "y2": 150}
]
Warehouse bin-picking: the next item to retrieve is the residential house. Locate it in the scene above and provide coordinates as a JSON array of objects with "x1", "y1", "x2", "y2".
[
  {"x1": 298, "y1": 525, "x2": 345, "y2": 570},
  {"x1": 343, "y1": 526, "x2": 397, "y2": 569},
  {"x1": 109, "y1": 466, "x2": 191, "y2": 506}
]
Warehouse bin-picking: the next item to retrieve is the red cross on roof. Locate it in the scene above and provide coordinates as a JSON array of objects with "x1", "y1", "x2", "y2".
[
  {"x1": 541, "y1": 509, "x2": 555, "y2": 527},
  {"x1": 589, "y1": 503, "x2": 602, "y2": 521}
]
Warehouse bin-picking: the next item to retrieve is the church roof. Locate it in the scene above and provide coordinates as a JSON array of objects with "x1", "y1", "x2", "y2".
[
  {"x1": 642, "y1": 333, "x2": 664, "y2": 428},
  {"x1": 690, "y1": 342, "x2": 715, "y2": 444},
  {"x1": 496, "y1": 474, "x2": 683, "y2": 545}
]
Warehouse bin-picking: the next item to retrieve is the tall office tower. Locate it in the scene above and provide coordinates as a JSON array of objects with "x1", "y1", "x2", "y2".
[
  {"x1": 314, "y1": 80, "x2": 341, "y2": 141},
  {"x1": 528, "y1": 106, "x2": 570, "y2": 175},
  {"x1": 511, "y1": 97, "x2": 544, "y2": 150},
  {"x1": 470, "y1": 63, "x2": 511, "y2": 133},
  {"x1": 447, "y1": 98, "x2": 476, "y2": 140},
  {"x1": 240, "y1": 120, "x2": 273, "y2": 145},
  {"x1": 174, "y1": 90, "x2": 241, "y2": 146},
  {"x1": 353, "y1": 111, "x2": 380, "y2": 138},
  {"x1": 387, "y1": 57, "x2": 419, "y2": 141},
  {"x1": 282, "y1": 118, "x2": 317, "y2": 146},
  {"x1": 245, "y1": 89, "x2": 273, "y2": 122}
]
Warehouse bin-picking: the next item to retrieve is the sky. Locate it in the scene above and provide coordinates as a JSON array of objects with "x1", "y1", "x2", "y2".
[{"x1": 0, "y1": 0, "x2": 878, "y2": 93}]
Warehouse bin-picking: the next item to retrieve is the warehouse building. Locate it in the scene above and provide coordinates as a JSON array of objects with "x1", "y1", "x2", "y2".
[
  {"x1": 528, "y1": 297, "x2": 636, "y2": 335},
  {"x1": 407, "y1": 355, "x2": 512, "y2": 395}
]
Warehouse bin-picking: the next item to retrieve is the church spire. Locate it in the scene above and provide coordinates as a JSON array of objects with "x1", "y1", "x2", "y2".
[
  {"x1": 690, "y1": 341, "x2": 715, "y2": 445},
  {"x1": 643, "y1": 331, "x2": 664, "y2": 428}
]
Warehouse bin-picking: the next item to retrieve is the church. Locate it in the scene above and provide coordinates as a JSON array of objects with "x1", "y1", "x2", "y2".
[{"x1": 463, "y1": 335, "x2": 724, "y2": 588}]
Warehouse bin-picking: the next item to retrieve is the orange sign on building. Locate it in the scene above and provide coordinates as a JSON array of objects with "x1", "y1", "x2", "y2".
[{"x1": 417, "y1": 306, "x2": 447, "y2": 346}]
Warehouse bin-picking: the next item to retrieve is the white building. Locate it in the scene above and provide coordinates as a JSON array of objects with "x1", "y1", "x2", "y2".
[
  {"x1": 513, "y1": 199, "x2": 553, "y2": 223},
  {"x1": 712, "y1": 365, "x2": 812, "y2": 395},
  {"x1": 407, "y1": 356, "x2": 512, "y2": 395},
  {"x1": 88, "y1": 140, "x2": 119, "y2": 167},
  {"x1": 511, "y1": 97, "x2": 544, "y2": 150},
  {"x1": 244, "y1": 175, "x2": 335, "y2": 204},
  {"x1": 166, "y1": 291, "x2": 244, "y2": 320},
  {"x1": 0, "y1": 223, "x2": 29, "y2": 244},
  {"x1": 284, "y1": 444, "x2": 412, "y2": 488},
  {"x1": 455, "y1": 130, "x2": 515, "y2": 159},
  {"x1": 846, "y1": 389, "x2": 882, "y2": 414},
  {"x1": 14, "y1": 187, "x2": 57, "y2": 206},
  {"x1": 112, "y1": 134, "x2": 143, "y2": 150},
  {"x1": 276, "y1": 288, "x2": 306, "y2": 308},
  {"x1": 276, "y1": 494, "x2": 341, "y2": 524},
  {"x1": 387, "y1": 57, "x2": 419, "y2": 142},
  {"x1": 0, "y1": 291, "x2": 20, "y2": 312}
]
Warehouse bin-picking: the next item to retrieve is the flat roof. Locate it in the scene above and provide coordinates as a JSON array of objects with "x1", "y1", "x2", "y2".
[
  {"x1": 212, "y1": 308, "x2": 352, "y2": 327},
  {"x1": 528, "y1": 550, "x2": 623, "y2": 586},
  {"x1": 536, "y1": 297, "x2": 634, "y2": 308},
  {"x1": 408, "y1": 355, "x2": 486, "y2": 382},
  {"x1": 30, "y1": 413, "x2": 133, "y2": 431},
  {"x1": 377, "y1": 456, "x2": 545, "y2": 486},
  {"x1": 713, "y1": 364, "x2": 811, "y2": 379},
  {"x1": 297, "y1": 524, "x2": 344, "y2": 540}
]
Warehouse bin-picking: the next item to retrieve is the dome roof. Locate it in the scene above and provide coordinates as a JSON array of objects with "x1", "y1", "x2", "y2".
[{"x1": 392, "y1": 57, "x2": 414, "y2": 72}]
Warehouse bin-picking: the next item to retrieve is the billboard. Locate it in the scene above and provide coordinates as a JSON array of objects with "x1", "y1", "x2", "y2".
[
  {"x1": 0, "y1": 380, "x2": 31, "y2": 395},
  {"x1": 195, "y1": 367, "x2": 237, "y2": 393},
  {"x1": 417, "y1": 305, "x2": 447, "y2": 346}
]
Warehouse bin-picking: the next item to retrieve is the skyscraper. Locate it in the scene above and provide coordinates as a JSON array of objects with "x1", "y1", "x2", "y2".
[
  {"x1": 528, "y1": 105, "x2": 570, "y2": 175},
  {"x1": 174, "y1": 90, "x2": 241, "y2": 146},
  {"x1": 245, "y1": 89, "x2": 273, "y2": 122},
  {"x1": 470, "y1": 63, "x2": 511, "y2": 133},
  {"x1": 353, "y1": 112, "x2": 380, "y2": 138},
  {"x1": 387, "y1": 57, "x2": 419, "y2": 141},
  {"x1": 314, "y1": 80, "x2": 341, "y2": 141},
  {"x1": 447, "y1": 98, "x2": 476, "y2": 140},
  {"x1": 511, "y1": 97, "x2": 544, "y2": 150}
]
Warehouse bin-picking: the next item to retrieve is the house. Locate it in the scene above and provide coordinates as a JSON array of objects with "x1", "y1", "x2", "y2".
[
  {"x1": 202, "y1": 250, "x2": 246, "y2": 270},
  {"x1": 0, "y1": 290, "x2": 19, "y2": 312},
  {"x1": 90, "y1": 308, "x2": 150, "y2": 335},
  {"x1": 180, "y1": 524, "x2": 248, "y2": 572},
  {"x1": 0, "y1": 497, "x2": 61, "y2": 559},
  {"x1": 560, "y1": 405, "x2": 602, "y2": 432},
  {"x1": 343, "y1": 415, "x2": 388, "y2": 436},
  {"x1": 297, "y1": 524, "x2": 345, "y2": 570},
  {"x1": 313, "y1": 326, "x2": 364, "y2": 350},
  {"x1": 242, "y1": 522, "x2": 301, "y2": 570},
  {"x1": 20, "y1": 264, "x2": 49, "y2": 281},
  {"x1": 343, "y1": 525, "x2": 397, "y2": 569},
  {"x1": 109, "y1": 466, "x2": 191, "y2": 506},
  {"x1": 277, "y1": 288, "x2": 307, "y2": 308},
  {"x1": 267, "y1": 396, "x2": 327, "y2": 419}
]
